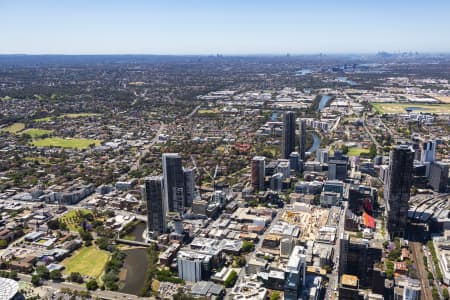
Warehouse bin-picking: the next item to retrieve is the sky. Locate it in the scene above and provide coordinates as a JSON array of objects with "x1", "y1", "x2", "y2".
[{"x1": 1, "y1": 0, "x2": 450, "y2": 55}]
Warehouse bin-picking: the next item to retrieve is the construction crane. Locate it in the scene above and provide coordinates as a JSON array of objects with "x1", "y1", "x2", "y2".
[
  {"x1": 204, "y1": 164, "x2": 219, "y2": 192},
  {"x1": 190, "y1": 155, "x2": 202, "y2": 198}
]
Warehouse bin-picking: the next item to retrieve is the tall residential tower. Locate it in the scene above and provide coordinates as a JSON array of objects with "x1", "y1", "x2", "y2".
[
  {"x1": 143, "y1": 176, "x2": 166, "y2": 238},
  {"x1": 282, "y1": 111, "x2": 296, "y2": 159},
  {"x1": 298, "y1": 119, "x2": 307, "y2": 160},
  {"x1": 162, "y1": 153, "x2": 185, "y2": 214},
  {"x1": 384, "y1": 145, "x2": 414, "y2": 238}
]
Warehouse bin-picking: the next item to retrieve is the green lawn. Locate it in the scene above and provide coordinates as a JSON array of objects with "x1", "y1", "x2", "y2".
[
  {"x1": 62, "y1": 246, "x2": 110, "y2": 279},
  {"x1": 0, "y1": 122, "x2": 25, "y2": 133},
  {"x1": 34, "y1": 113, "x2": 101, "y2": 122},
  {"x1": 31, "y1": 137, "x2": 101, "y2": 149},
  {"x1": 198, "y1": 109, "x2": 221, "y2": 115},
  {"x1": 371, "y1": 103, "x2": 450, "y2": 114},
  {"x1": 347, "y1": 147, "x2": 369, "y2": 157},
  {"x1": 60, "y1": 113, "x2": 101, "y2": 118},
  {"x1": 59, "y1": 209, "x2": 91, "y2": 232},
  {"x1": 21, "y1": 128, "x2": 53, "y2": 138},
  {"x1": 34, "y1": 116, "x2": 53, "y2": 122}
]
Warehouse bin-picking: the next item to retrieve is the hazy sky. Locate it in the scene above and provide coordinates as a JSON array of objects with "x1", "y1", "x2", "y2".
[{"x1": 1, "y1": 0, "x2": 450, "y2": 55}]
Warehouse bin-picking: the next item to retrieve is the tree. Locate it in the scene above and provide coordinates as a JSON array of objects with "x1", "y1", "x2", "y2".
[
  {"x1": 341, "y1": 145, "x2": 349, "y2": 154},
  {"x1": 432, "y1": 287, "x2": 440, "y2": 300},
  {"x1": 224, "y1": 270, "x2": 238, "y2": 288},
  {"x1": 50, "y1": 270, "x2": 63, "y2": 281},
  {"x1": 369, "y1": 143, "x2": 377, "y2": 159},
  {"x1": 36, "y1": 265, "x2": 50, "y2": 280},
  {"x1": 69, "y1": 272, "x2": 84, "y2": 283},
  {"x1": 242, "y1": 241, "x2": 255, "y2": 253},
  {"x1": 0, "y1": 239, "x2": 8, "y2": 249},
  {"x1": 86, "y1": 279, "x2": 98, "y2": 290},
  {"x1": 443, "y1": 288, "x2": 449, "y2": 300},
  {"x1": 270, "y1": 291, "x2": 280, "y2": 300},
  {"x1": 31, "y1": 274, "x2": 41, "y2": 286}
]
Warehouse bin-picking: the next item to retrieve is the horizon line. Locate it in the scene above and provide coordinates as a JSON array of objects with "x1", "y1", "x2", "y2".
[{"x1": 1, "y1": 51, "x2": 450, "y2": 57}]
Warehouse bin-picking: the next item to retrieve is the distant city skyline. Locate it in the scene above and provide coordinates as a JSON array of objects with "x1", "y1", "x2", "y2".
[{"x1": 1, "y1": 0, "x2": 450, "y2": 55}]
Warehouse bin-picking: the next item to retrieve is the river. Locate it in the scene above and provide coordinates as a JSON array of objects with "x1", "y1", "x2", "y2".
[
  {"x1": 308, "y1": 132, "x2": 321, "y2": 153},
  {"x1": 120, "y1": 247, "x2": 148, "y2": 295},
  {"x1": 119, "y1": 222, "x2": 148, "y2": 295},
  {"x1": 317, "y1": 95, "x2": 333, "y2": 111}
]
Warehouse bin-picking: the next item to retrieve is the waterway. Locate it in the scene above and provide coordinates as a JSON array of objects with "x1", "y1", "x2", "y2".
[
  {"x1": 296, "y1": 68, "x2": 312, "y2": 76},
  {"x1": 317, "y1": 95, "x2": 333, "y2": 111},
  {"x1": 120, "y1": 247, "x2": 148, "y2": 295},
  {"x1": 337, "y1": 76, "x2": 357, "y2": 86},
  {"x1": 118, "y1": 222, "x2": 148, "y2": 295},
  {"x1": 308, "y1": 132, "x2": 321, "y2": 153}
]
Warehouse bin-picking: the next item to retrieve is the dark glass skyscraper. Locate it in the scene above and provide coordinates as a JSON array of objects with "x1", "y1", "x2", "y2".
[
  {"x1": 298, "y1": 119, "x2": 306, "y2": 160},
  {"x1": 143, "y1": 176, "x2": 166, "y2": 238},
  {"x1": 384, "y1": 145, "x2": 414, "y2": 238},
  {"x1": 162, "y1": 153, "x2": 185, "y2": 214},
  {"x1": 282, "y1": 111, "x2": 296, "y2": 159}
]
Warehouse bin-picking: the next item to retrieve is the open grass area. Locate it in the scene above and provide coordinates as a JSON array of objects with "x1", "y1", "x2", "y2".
[
  {"x1": 198, "y1": 108, "x2": 221, "y2": 115},
  {"x1": 347, "y1": 147, "x2": 369, "y2": 157},
  {"x1": 59, "y1": 209, "x2": 91, "y2": 232},
  {"x1": 21, "y1": 128, "x2": 53, "y2": 138},
  {"x1": 60, "y1": 113, "x2": 101, "y2": 118},
  {"x1": 62, "y1": 246, "x2": 110, "y2": 280},
  {"x1": 371, "y1": 102, "x2": 450, "y2": 114},
  {"x1": 0, "y1": 96, "x2": 12, "y2": 101},
  {"x1": 0, "y1": 122, "x2": 25, "y2": 133},
  {"x1": 34, "y1": 116, "x2": 53, "y2": 122},
  {"x1": 31, "y1": 137, "x2": 101, "y2": 149},
  {"x1": 34, "y1": 113, "x2": 101, "y2": 122}
]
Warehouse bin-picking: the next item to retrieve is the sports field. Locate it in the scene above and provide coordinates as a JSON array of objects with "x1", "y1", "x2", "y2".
[
  {"x1": 22, "y1": 128, "x2": 53, "y2": 138},
  {"x1": 31, "y1": 137, "x2": 101, "y2": 149},
  {"x1": 0, "y1": 122, "x2": 25, "y2": 133},
  {"x1": 347, "y1": 147, "x2": 369, "y2": 157},
  {"x1": 35, "y1": 113, "x2": 101, "y2": 122},
  {"x1": 371, "y1": 103, "x2": 450, "y2": 114},
  {"x1": 62, "y1": 246, "x2": 110, "y2": 279}
]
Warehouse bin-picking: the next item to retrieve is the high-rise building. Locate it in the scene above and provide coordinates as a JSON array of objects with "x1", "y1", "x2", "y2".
[
  {"x1": 251, "y1": 156, "x2": 266, "y2": 191},
  {"x1": 429, "y1": 162, "x2": 449, "y2": 192},
  {"x1": 328, "y1": 160, "x2": 348, "y2": 180},
  {"x1": 162, "y1": 153, "x2": 185, "y2": 214},
  {"x1": 282, "y1": 111, "x2": 296, "y2": 159},
  {"x1": 402, "y1": 278, "x2": 421, "y2": 300},
  {"x1": 421, "y1": 140, "x2": 436, "y2": 163},
  {"x1": 183, "y1": 168, "x2": 195, "y2": 207},
  {"x1": 289, "y1": 152, "x2": 300, "y2": 173},
  {"x1": 298, "y1": 119, "x2": 307, "y2": 160},
  {"x1": 384, "y1": 145, "x2": 414, "y2": 237},
  {"x1": 143, "y1": 176, "x2": 166, "y2": 238},
  {"x1": 277, "y1": 159, "x2": 290, "y2": 179},
  {"x1": 422, "y1": 140, "x2": 437, "y2": 177},
  {"x1": 316, "y1": 148, "x2": 329, "y2": 163},
  {"x1": 284, "y1": 245, "x2": 306, "y2": 300}
]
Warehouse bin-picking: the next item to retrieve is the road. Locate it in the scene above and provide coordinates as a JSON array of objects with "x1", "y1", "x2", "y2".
[
  {"x1": 131, "y1": 121, "x2": 166, "y2": 171},
  {"x1": 424, "y1": 243, "x2": 443, "y2": 298},
  {"x1": 187, "y1": 105, "x2": 201, "y2": 118},
  {"x1": 17, "y1": 274, "x2": 153, "y2": 300},
  {"x1": 410, "y1": 242, "x2": 433, "y2": 300},
  {"x1": 362, "y1": 113, "x2": 382, "y2": 149}
]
